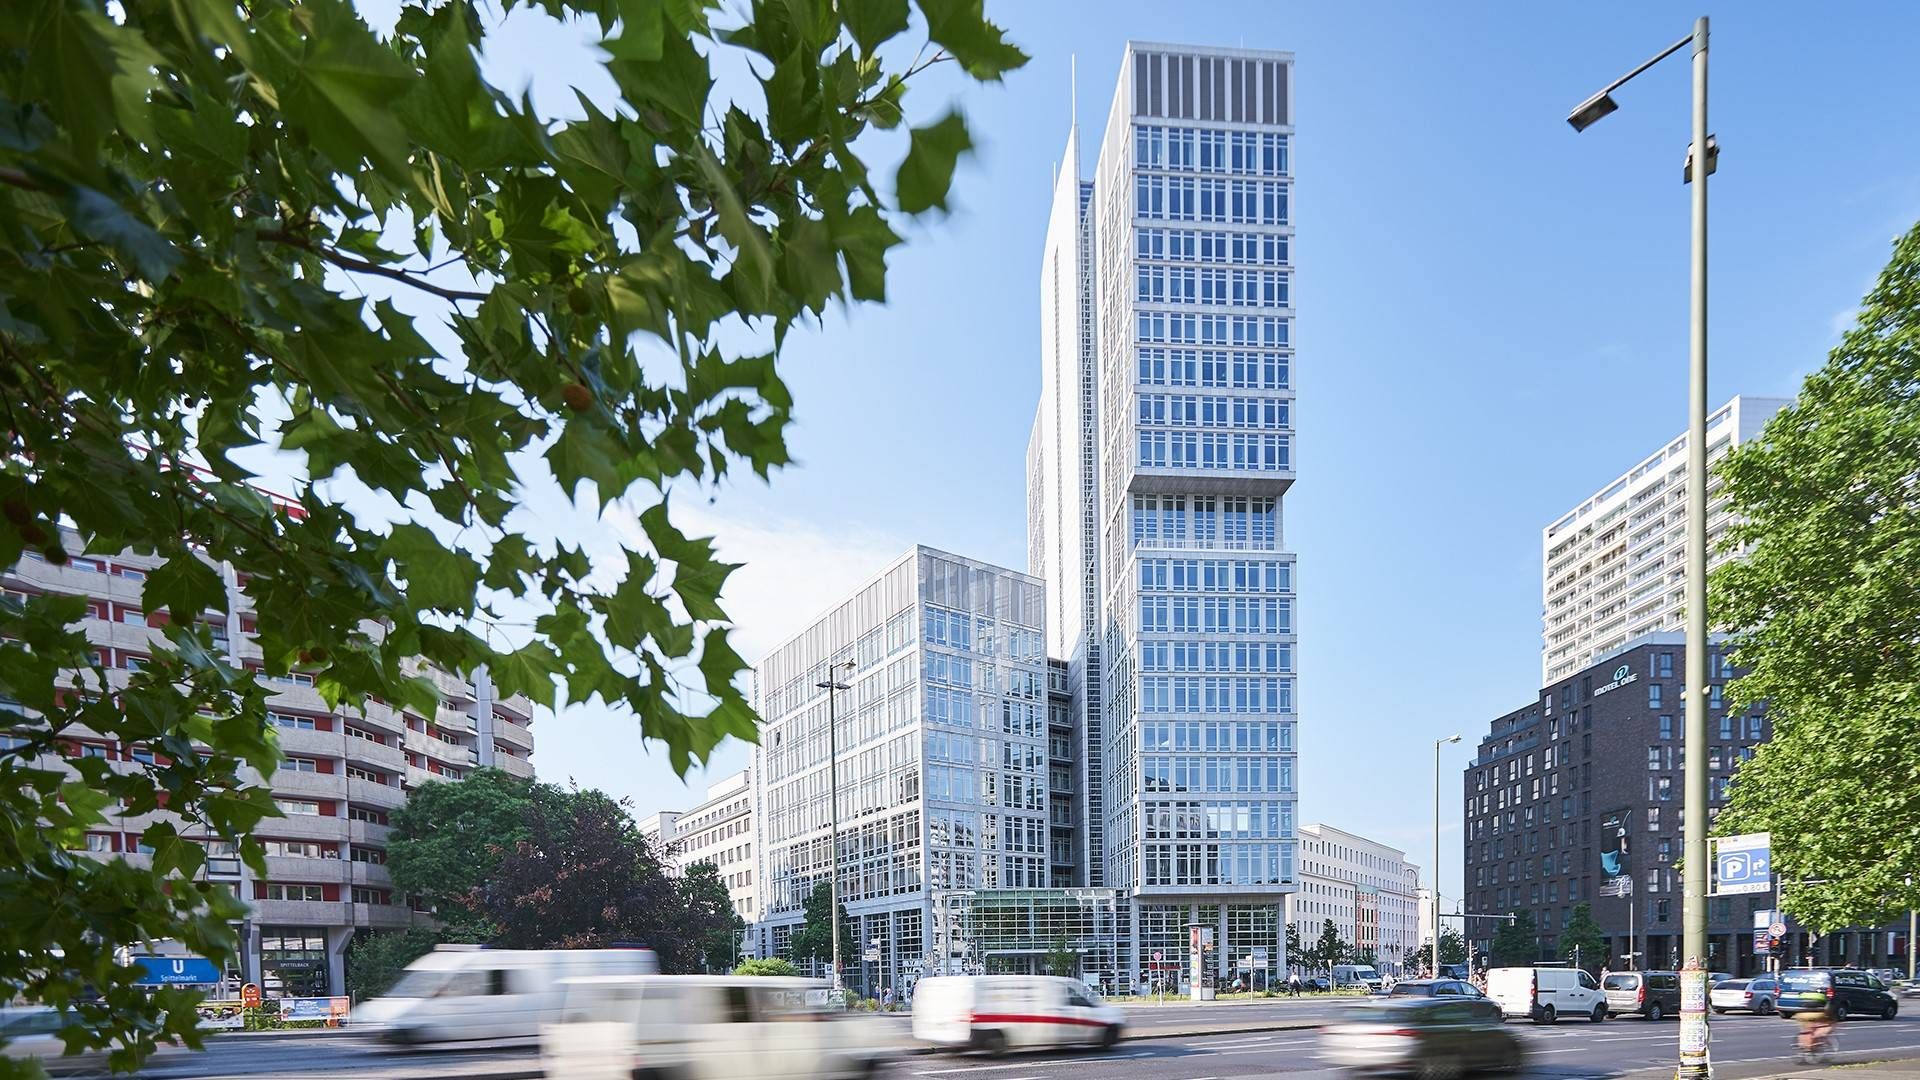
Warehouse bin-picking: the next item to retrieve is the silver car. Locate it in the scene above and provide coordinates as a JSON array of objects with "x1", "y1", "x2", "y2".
[
  {"x1": 1710, "y1": 977, "x2": 1780, "y2": 1015},
  {"x1": 1321, "y1": 997, "x2": 1523, "y2": 1076}
]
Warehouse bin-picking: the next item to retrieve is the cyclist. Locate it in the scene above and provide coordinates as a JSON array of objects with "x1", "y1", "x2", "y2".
[{"x1": 1795, "y1": 1005, "x2": 1838, "y2": 1062}]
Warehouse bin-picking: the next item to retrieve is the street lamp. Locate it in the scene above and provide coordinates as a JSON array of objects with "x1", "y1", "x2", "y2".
[
  {"x1": 1432, "y1": 734, "x2": 1461, "y2": 978},
  {"x1": 816, "y1": 658, "x2": 855, "y2": 992},
  {"x1": 1567, "y1": 19, "x2": 1714, "y2": 1079}
]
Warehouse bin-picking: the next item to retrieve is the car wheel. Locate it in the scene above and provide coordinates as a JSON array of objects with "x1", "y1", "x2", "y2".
[
  {"x1": 1884, "y1": 1002, "x2": 1899, "y2": 1021},
  {"x1": 1713, "y1": 1007, "x2": 1727, "y2": 1015},
  {"x1": 1536, "y1": 1005, "x2": 1557, "y2": 1025},
  {"x1": 1590, "y1": 1004, "x2": 1607, "y2": 1023},
  {"x1": 1100, "y1": 1024, "x2": 1121, "y2": 1048},
  {"x1": 1417, "y1": 1054, "x2": 1462, "y2": 1079},
  {"x1": 977, "y1": 1030, "x2": 1008, "y2": 1058},
  {"x1": 1646, "y1": 1002, "x2": 1663, "y2": 1022},
  {"x1": 1836, "y1": 1002, "x2": 1849, "y2": 1022},
  {"x1": 1759, "y1": 999, "x2": 1775, "y2": 1016}
]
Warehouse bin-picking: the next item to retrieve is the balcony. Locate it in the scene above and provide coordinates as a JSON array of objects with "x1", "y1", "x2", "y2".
[
  {"x1": 262, "y1": 681, "x2": 329, "y2": 713},
  {"x1": 343, "y1": 735, "x2": 405, "y2": 773},
  {"x1": 250, "y1": 898, "x2": 353, "y2": 927},
  {"x1": 436, "y1": 705, "x2": 475, "y2": 733},
  {"x1": 355, "y1": 903, "x2": 415, "y2": 930},
  {"x1": 492, "y1": 718, "x2": 535, "y2": 752},
  {"x1": 405, "y1": 766, "x2": 442, "y2": 790},
  {"x1": 274, "y1": 725, "x2": 344, "y2": 758},
  {"x1": 349, "y1": 820, "x2": 392, "y2": 846},
  {"x1": 348, "y1": 778, "x2": 407, "y2": 810},
  {"x1": 255, "y1": 815, "x2": 349, "y2": 844},
  {"x1": 351, "y1": 861, "x2": 394, "y2": 889},
  {"x1": 494, "y1": 693, "x2": 535, "y2": 724},
  {"x1": 263, "y1": 855, "x2": 347, "y2": 884},
  {"x1": 268, "y1": 770, "x2": 348, "y2": 801},
  {"x1": 494, "y1": 753, "x2": 535, "y2": 780}
]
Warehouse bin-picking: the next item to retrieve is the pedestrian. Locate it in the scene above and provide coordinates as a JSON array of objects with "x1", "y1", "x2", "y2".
[{"x1": 1287, "y1": 970, "x2": 1302, "y2": 997}]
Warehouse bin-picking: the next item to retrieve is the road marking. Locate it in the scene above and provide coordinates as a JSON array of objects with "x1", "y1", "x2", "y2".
[{"x1": 918, "y1": 1064, "x2": 1056, "y2": 1075}]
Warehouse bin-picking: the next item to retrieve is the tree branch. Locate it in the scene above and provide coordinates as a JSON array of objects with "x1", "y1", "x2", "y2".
[{"x1": 259, "y1": 229, "x2": 489, "y2": 303}]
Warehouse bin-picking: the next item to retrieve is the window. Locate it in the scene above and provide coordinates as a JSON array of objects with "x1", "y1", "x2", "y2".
[
  {"x1": 273, "y1": 799, "x2": 321, "y2": 816},
  {"x1": 1658, "y1": 653, "x2": 1673, "y2": 678},
  {"x1": 1659, "y1": 715, "x2": 1673, "y2": 740},
  {"x1": 263, "y1": 883, "x2": 325, "y2": 902},
  {"x1": 1648, "y1": 683, "x2": 1663, "y2": 708}
]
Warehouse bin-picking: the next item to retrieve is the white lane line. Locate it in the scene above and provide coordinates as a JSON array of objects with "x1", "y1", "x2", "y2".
[{"x1": 917, "y1": 1065, "x2": 1055, "y2": 1076}]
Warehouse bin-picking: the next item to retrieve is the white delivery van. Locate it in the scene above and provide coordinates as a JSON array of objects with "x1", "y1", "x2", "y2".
[
  {"x1": 912, "y1": 975, "x2": 1124, "y2": 1055},
  {"x1": 1331, "y1": 965, "x2": 1386, "y2": 992},
  {"x1": 1486, "y1": 965, "x2": 1607, "y2": 1024},
  {"x1": 539, "y1": 975, "x2": 885, "y2": 1080},
  {"x1": 354, "y1": 945, "x2": 658, "y2": 1045}
]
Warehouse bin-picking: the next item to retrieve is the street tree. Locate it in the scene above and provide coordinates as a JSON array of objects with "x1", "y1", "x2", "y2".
[
  {"x1": 1712, "y1": 221, "x2": 1920, "y2": 932},
  {"x1": 1286, "y1": 920, "x2": 1303, "y2": 963},
  {"x1": 1402, "y1": 929, "x2": 1466, "y2": 975},
  {"x1": 0, "y1": 0, "x2": 1023, "y2": 1059},
  {"x1": 789, "y1": 880, "x2": 857, "y2": 978},
  {"x1": 734, "y1": 958, "x2": 798, "y2": 977},
  {"x1": 1561, "y1": 904, "x2": 1608, "y2": 973},
  {"x1": 1307, "y1": 919, "x2": 1349, "y2": 969},
  {"x1": 677, "y1": 861, "x2": 745, "y2": 973},
  {"x1": 1046, "y1": 936, "x2": 1078, "y2": 979},
  {"x1": 1489, "y1": 911, "x2": 1538, "y2": 967},
  {"x1": 344, "y1": 927, "x2": 443, "y2": 1003},
  {"x1": 388, "y1": 767, "x2": 537, "y2": 941},
  {"x1": 476, "y1": 785, "x2": 680, "y2": 952}
]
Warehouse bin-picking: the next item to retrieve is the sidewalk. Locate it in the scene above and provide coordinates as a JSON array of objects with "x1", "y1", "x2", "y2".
[
  {"x1": 1620, "y1": 1053, "x2": 1920, "y2": 1080},
  {"x1": 1114, "y1": 993, "x2": 1363, "y2": 1008}
]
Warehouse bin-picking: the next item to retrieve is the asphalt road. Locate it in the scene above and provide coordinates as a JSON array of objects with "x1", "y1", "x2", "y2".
[{"x1": 66, "y1": 1007, "x2": 1920, "y2": 1078}]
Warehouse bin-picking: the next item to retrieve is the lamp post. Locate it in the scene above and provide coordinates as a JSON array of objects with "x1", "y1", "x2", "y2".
[
  {"x1": 1568, "y1": 18, "x2": 1714, "y2": 1078},
  {"x1": 1433, "y1": 734, "x2": 1461, "y2": 977},
  {"x1": 816, "y1": 658, "x2": 855, "y2": 991}
]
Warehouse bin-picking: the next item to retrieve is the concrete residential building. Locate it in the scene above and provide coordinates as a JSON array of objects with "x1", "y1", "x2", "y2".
[
  {"x1": 1085, "y1": 41, "x2": 1301, "y2": 984},
  {"x1": 1, "y1": 530, "x2": 537, "y2": 999},
  {"x1": 1287, "y1": 824, "x2": 1421, "y2": 974},
  {"x1": 1541, "y1": 395, "x2": 1787, "y2": 684},
  {"x1": 750, "y1": 547, "x2": 1049, "y2": 991},
  {"x1": 642, "y1": 769, "x2": 759, "y2": 922}
]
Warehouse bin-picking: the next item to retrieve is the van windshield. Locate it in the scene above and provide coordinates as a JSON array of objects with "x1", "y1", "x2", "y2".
[{"x1": 384, "y1": 969, "x2": 457, "y2": 998}]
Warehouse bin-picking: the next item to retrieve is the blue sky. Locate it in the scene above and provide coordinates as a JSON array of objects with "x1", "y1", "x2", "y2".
[{"x1": 479, "y1": 1, "x2": 1920, "y2": 904}]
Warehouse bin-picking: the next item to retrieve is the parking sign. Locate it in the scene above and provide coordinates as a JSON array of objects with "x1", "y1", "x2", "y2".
[{"x1": 1711, "y1": 832, "x2": 1772, "y2": 896}]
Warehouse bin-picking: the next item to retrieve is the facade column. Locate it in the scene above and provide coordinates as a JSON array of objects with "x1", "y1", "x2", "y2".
[{"x1": 1217, "y1": 904, "x2": 1230, "y2": 982}]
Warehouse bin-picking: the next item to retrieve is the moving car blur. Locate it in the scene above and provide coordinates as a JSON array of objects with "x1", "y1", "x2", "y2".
[
  {"x1": 912, "y1": 974, "x2": 1123, "y2": 1054},
  {"x1": 539, "y1": 975, "x2": 888, "y2": 1080},
  {"x1": 354, "y1": 944, "x2": 659, "y2": 1046},
  {"x1": 1320, "y1": 995, "x2": 1524, "y2": 1075}
]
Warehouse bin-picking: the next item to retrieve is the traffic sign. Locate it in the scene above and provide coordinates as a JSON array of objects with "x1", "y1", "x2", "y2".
[
  {"x1": 130, "y1": 955, "x2": 221, "y2": 986},
  {"x1": 240, "y1": 983, "x2": 261, "y2": 1009},
  {"x1": 1712, "y1": 832, "x2": 1772, "y2": 896},
  {"x1": 1771, "y1": 921, "x2": 1787, "y2": 937},
  {"x1": 1153, "y1": 950, "x2": 1164, "y2": 962}
]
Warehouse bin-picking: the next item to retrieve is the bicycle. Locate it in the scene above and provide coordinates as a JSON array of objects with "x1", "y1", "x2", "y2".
[{"x1": 1795, "y1": 1011, "x2": 1839, "y2": 1065}]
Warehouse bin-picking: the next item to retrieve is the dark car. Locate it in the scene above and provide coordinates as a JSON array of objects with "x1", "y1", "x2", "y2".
[
  {"x1": 1308, "y1": 976, "x2": 1333, "y2": 992},
  {"x1": 1603, "y1": 971, "x2": 1682, "y2": 1020},
  {"x1": 1388, "y1": 980, "x2": 1486, "y2": 1000},
  {"x1": 1777, "y1": 968, "x2": 1899, "y2": 1021},
  {"x1": 1321, "y1": 997, "x2": 1523, "y2": 1075}
]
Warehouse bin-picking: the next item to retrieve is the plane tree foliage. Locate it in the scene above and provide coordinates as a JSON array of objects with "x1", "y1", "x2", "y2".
[
  {"x1": 1713, "y1": 222, "x2": 1920, "y2": 932},
  {"x1": 0, "y1": 0, "x2": 1024, "y2": 1068}
]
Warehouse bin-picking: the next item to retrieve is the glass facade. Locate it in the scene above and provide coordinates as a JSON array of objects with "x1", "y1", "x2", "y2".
[
  {"x1": 753, "y1": 548, "x2": 1047, "y2": 990},
  {"x1": 1092, "y1": 44, "x2": 1299, "y2": 939}
]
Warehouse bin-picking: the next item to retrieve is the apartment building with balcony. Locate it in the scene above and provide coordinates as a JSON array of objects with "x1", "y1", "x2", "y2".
[
  {"x1": 1540, "y1": 395, "x2": 1787, "y2": 685},
  {"x1": 1, "y1": 530, "x2": 537, "y2": 999}
]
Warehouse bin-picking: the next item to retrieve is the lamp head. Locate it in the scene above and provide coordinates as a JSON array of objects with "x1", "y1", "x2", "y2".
[
  {"x1": 1567, "y1": 91, "x2": 1619, "y2": 132},
  {"x1": 1444, "y1": 734, "x2": 1463, "y2": 745}
]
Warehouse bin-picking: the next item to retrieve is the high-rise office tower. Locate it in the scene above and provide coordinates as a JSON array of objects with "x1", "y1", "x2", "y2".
[
  {"x1": 1540, "y1": 395, "x2": 1787, "y2": 684},
  {"x1": 1029, "y1": 123, "x2": 1102, "y2": 887},
  {"x1": 1030, "y1": 42, "x2": 1301, "y2": 986}
]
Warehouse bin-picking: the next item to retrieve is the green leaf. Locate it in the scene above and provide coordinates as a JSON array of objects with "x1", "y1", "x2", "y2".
[
  {"x1": 380, "y1": 524, "x2": 482, "y2": 615},
  {"x1": 143, "y1": 552, "x2": 226, "y2": 622},
  {"x1": 916, "y1": 0, "x2": 1030, "y2": 81},
  {"x1": 894, "y1": 110, "x2": 972, "y2": 214},
  {"x1": 843, "y1": 0, "x2": 909, "y2": 55},
  {"x1": 272, "y1": 0, "x2": 415, "y2": 180},
  {"x1": 57, "y1": 182, "x2": 182, "y2": 282}
]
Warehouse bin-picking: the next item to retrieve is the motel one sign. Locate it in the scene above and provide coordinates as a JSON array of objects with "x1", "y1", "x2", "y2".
[{"x1": 1591, "y1": 663, "x2": 1639, "y2": 697}]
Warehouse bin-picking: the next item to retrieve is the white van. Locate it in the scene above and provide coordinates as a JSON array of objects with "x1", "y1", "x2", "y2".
[
  {"x1": 354, "y1": 945, "x2": 658, "y2": 1045},
  {"x1": 1486, "y1": 965, "x2": 1607, "y2": 1024},
  {"x1": 1331, "y1": 965, "x2": 1385, "y2": 992},
  {"x1": 539, "y1": 975, "x2": 885, "y2": 1080},
  {"x1": 912, "y1": 975, "x2": 1124, "y2": 1054}
]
